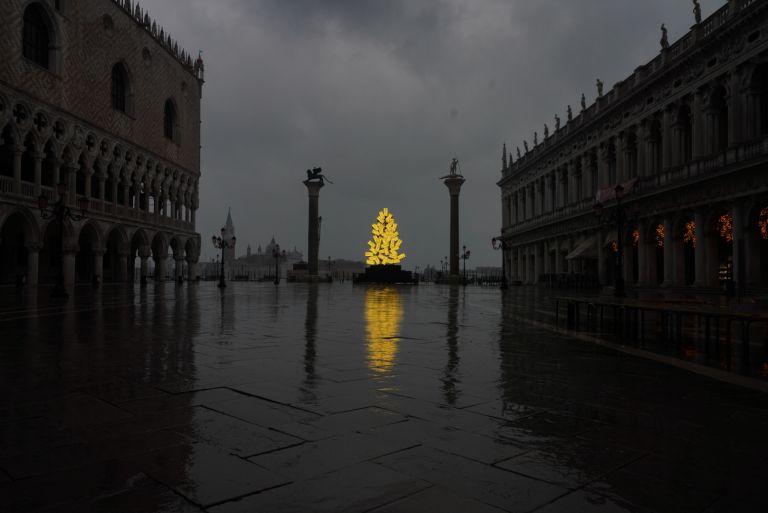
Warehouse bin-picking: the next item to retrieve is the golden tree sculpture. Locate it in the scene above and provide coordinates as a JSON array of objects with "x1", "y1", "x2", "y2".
[{"x1": 365, "y1": 208, "x2": 406, "y2": 265}]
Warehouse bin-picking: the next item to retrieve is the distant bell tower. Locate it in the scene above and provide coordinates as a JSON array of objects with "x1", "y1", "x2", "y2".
[{"x1": 222, "y1": 208, "x2": 236, "y2": 277}]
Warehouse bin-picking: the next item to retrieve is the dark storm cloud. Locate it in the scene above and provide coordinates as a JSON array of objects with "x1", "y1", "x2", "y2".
[{"x1": 140, "y1": 0, "x2": 722, "y2": 267}]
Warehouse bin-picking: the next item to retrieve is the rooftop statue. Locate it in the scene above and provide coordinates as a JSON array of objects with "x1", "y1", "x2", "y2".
[
  {"x1": 305, "y1": 167, "x2": 332, "y2": 185},
  {"x1": 523, "y1": 141, "x2": 529, "y2": 153},
  {"x1": 596, "y1": 78, "x2": 604, "y2": 97},
  {"x1": 544, "y1": 124, "x2": 549, "y2": 139},
  {"x1": 517, "y1": 147, "x2": 522, "y2": 159},
  {"x1": 661, "y1": 24, "x2": 670, "y2": 49},
  {"x1": 567, "y1": 105, "x2": 573, "y2": 122},
  {"x1": 693, "y1": 0, "x2": 702, "y2": 25},
  {"x1": 449, "y1": 157, "x2": 460, "y2": 176},
  {"x1": 533, "y1": 132, "x2": 538, "y2": 146},
  {"x1": 581, "y1": 93, "x2": 587, "y2": 112},
  {"x1": 555, "y1": 114, "x2": 561, "y2": 131}
]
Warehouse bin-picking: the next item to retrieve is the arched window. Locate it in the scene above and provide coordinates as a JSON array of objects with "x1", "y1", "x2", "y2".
[
  {"x1": 111, "y1": 64, "x2": 128, "y2": 113},
  {"x1": 23, "y1": 4, "x2": 51, "y2": 69},
  {"x1": 164, "y1": 99, "x2": 177, "y2": 141}
]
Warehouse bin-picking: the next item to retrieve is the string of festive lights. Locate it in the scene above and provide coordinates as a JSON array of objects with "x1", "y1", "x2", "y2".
[
  {"x1": 656, "y1": 224, "x2": 665, "y2": 247},
  {"x1": 760, "y1": 207, "x2": 768, "y2": 241},
  {"x1": 717, "y1": 213, "x2": 734, "y2": 242},
  {"x1": 684, "y1": 221, "x2": 696, "y2": 247}
]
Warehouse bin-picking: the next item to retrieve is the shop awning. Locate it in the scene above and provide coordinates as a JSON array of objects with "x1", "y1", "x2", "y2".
[{"x1": 566, "y1": 237, "x2": 597, "y2": 260}]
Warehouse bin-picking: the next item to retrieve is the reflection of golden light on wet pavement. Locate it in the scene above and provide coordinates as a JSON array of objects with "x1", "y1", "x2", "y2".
[{"x1": 365, "y1": 287, "x2": 403, "y2": 374}]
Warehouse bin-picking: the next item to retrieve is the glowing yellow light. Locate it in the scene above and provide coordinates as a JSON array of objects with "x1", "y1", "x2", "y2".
[
  {"x1": 365, "y1": 287, "x2": 403, "y2": 374},
  {"x1": 632, "y1": 229, "x2": 640, "y2": 246},
  {"x1": 365, "y1": 208, "x2": 406, "y2": 265},
  {"x1": 760, "y1": 207, "x2": 768, "y2": 241},
  {"x1": 610, "y1": 241, "x2": 618, "y2": 253},
  {"x1": 684, "y1": 221, "x2": 696, "y2": 247},
  {"x1": 718, "y1": 213, "x2": 734, "y2": 242},
  {"x1": 656, "y1": 224, "x2": 665, "y2": 248}
]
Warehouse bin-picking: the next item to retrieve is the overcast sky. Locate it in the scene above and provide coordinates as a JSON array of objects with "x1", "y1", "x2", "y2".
[{"x1": 141, "y1": 0, "x2": 722, "y2": 268}]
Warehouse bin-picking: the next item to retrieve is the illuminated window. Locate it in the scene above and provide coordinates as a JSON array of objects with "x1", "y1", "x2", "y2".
[
  {"x1": 656, "y1": 224, "x2": 665, "y2": 247},
  {"x1": 365, "y1": 208, "x2": 406, "y2": 265},
  {"x1": 718, "y1": 213, "x2": 734, "y2": 242},
  {"x1": 684, "y1": 221, "x2": 696, "y2": 247}
]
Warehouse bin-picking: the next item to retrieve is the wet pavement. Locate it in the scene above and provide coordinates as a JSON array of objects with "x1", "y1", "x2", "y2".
[{"x1": 1, "y1": 283, "x2": 767, "y2": 512}]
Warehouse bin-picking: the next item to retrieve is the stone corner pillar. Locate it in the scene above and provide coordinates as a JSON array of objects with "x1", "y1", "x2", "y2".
[
  {"x1": 443, "y1": 175, "x2": 466, "y2": 277},
  {"x1": 304, "y1": 179, "x2": 324, "y2": 276}
]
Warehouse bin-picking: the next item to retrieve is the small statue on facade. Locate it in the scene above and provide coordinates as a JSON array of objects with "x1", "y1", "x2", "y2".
[
  {"x1": 543, "y1": 124, "x2": 549, "y2": 138},
  {"x1": 517, "y1": 146, "x2": 522, "y2": 159},
  {"x1": 554, "y1": 114, "x2": 561, "y2": 131},
  {"x1": 533, "y1": 132, "x2": 538, "y2": 146},
  {"x1": 523, "y1": 141, "x2": 529, "y2": 154},
  {"x1": 596, "y1": 78, "x2": 604, "y2": 97},
  {"x1": 502, "y1": 143, "x2": 508, "y2": 169},
  {"x1": 449, "y1": 157, "x2": 460, "y2": 176},
  {"x1": 661, "y1": 24, "x2": 670, "y2": 50},
  {"x1": 693, "y1": 0, "x2": 702, "y2": 25},
  {"x1": 581, "y1": 93, "x2": 587, "y2": 112},
  {"x1": 567, "y1": 105, "x2": 573, "y2": 122}
]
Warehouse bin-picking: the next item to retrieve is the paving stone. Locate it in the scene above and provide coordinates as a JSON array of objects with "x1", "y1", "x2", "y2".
[
  {"x1": 495, "y1": 437, "x2": 645, "y2": 489},
  {"x1": 174, "y1": 406, "x2": 304, "y2": 457},
  {"x1": 205, "y1": 395, "x2": 319, "y2": 430},
  {"x1": 368, "y1": 486, "x2": 509, "y2": 513},
  {"x1": 126, "y1": 443, "x2": 289, "y2": 508},
  {"x1": 119, "y1": 387, "x2": 249, "y2": 415},
  {"x1": 375, "y1": 445, "x2": 568, "y2": 512},
  {"x1": 209, "y1": 462, "x2": 430, "y2": 513},
  {"x1": 533, "y1": 489, "x2": 651, "y2": 513},
  {"x1": 249, "y1": 432, "x2": 417, "y2": 481}
]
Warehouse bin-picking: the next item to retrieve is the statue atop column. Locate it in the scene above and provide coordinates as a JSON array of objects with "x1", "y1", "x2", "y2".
[
  {"x1": 305, "y1": 167, "x2": 327, "y2": 185},
  {"x1": 693, "y1": 0, "x2": 702, "y2": 25},
  {"x1": 449, "y1": 157, "x2": 460, "y2": 176},
  {"x1": 660, "y1": 24, "x2": 670, "y2": 50}
]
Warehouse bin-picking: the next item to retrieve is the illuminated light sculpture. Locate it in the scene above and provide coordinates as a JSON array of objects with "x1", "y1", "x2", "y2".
[
  {"x1": 656, "y1": 224, "x2": 665, "y2": 247},
  {"x1": 718, "y1": 213, "x2": 734, "y2": 242},
  {"x1": 632, "y1": 229, "x2": 640, "y2": 246},
  {"x1": 610, "y1": 241, "x2": 619, "y2": 253},
  {"x1": 365, "y1": 208, "x2": 406, "y2": 265},
  {"x1": 760, "y1": 207, "x2": 768, "y2": 240}
]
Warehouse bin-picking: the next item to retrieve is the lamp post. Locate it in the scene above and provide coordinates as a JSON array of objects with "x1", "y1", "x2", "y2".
[
  {"x1": 38, "y1": 183, "x2": 88, "y2": 300},
  {"x1": 461, "y1": 245, "x2": 471, "y2": 285},
  {"x1": 273, "y1": 244, "x2": 286, "y2": 285},
  {"x1": 211, "y1": 228, "x2": 235, "y2": 288},
  {"x1": 594, "y1": 184, "x2": 626, "y2": 298},
  {"x1": 492, "y1": 236, "x2": 509, "y2": 290}
]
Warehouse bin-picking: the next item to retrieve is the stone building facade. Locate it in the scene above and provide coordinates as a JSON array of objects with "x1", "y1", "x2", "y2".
[
  {"x1": 0, "y1": 0, "x2": 203, "y2": 287},
  {"x1": 498, "y1": 0, "x2": 768, "y2": 294}
]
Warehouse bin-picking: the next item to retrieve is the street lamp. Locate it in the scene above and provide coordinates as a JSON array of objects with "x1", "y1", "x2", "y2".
[
  {"x1": 38, "y1": 183, "x2": 89, "y2": 300},
  {"x1": 492, "y1": 236, "x2": 509, "y2": 290},
  {"x1": 594, "y1": 183, "x2": 626, "y2": 298},
  {"x1": 211, "y1": 228, "x2": 235, "y2": 288},
  {"x1": 461, "y1": 245, "x2": 471, "y2": 285},
  {"x1": 273, "y1": 244, "x2": 286, "y2": 285}
]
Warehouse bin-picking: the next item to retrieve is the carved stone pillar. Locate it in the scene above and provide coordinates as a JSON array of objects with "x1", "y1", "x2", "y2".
[
  {"x1": 138, "y1": 247, "x2": 150, "y2": 285},
  {"x1": 33, "y1": 151, "x2": 43, "y2": 197},
  {"x1": 662, "y1": 217, "x2": 675, "y2": 287},
  {"x1": 693, "y1": 209, "x2": 708, "y2": 288},
  {"x1": 12, "y1": 144, "x2": 23, "y2": 194},
  {"x1": 117, "y1": 252, "x2": 129, "y2": 282},
  {"x1": 26, "y1": 243, "x2": 41, "y2": 286},
  {"x1": 155, "y1": 253, "x2": 167, "y2": 282}
]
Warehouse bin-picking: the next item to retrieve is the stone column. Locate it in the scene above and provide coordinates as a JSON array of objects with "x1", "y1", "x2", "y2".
[
  {"x1": 304, "y1": 179, "x2": 324, "y2": 276},
  {"x1": 693, "y1": 209, "x2": 708, "y2": 288},
  {"x1": 636, "y1": 221, "x2": 649, "y2": 286},
  {"x1": 443, "y1": 174, "x2": 466, "y2": 279},
  {"x1": 662, "y1": 109, "x2": 673, "y2": 170},
  {"x1": 174, "y1": 256, "x2": 184, "y2": 282},
  {"x1": 93, "y1": 249, "x2": 104, "y2": 285},
  {"x1": 63, "y1": 249, "x2": 76, "y2": 286},
  {"x1": 117, "y1": 252, "x2": 129, "y2": 282},
  {"x1": 26, "y1": 243, "x2": 41, "y2": 286},
  {"x1": 662, "y1": 217, "x2": 675, "y2": 287},
  {"x1": 138, "y1": 248, "x2": 150, "y2": 285},
  {"x1": 732, "y1": 202, "x2": 745, "y2": 293},
  {"x1": 67, "y1": 164, "x2": 77, "y2": 205},
  {"x1": 98, "y1": 176, "x2": 106, "y2": 210},
  {"x1": 33, "y1": 151, "x2": 43, "y2": 196},
  {"x1": 155, "y1": 253, "x2": 167, "y2": 282},
  {"x1": 12, "y1": 144, "x2": 23, "y2": 195},
  {"x1": 692, "y1": 91, "x2": 705, "y2": 159}
]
